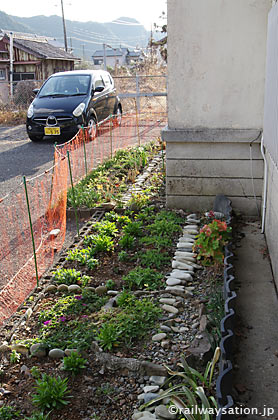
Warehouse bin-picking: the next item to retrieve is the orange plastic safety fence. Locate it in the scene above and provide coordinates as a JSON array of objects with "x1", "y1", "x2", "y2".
[{"x1": 0, "y1": 111, "x2": 167, "y2": 325}]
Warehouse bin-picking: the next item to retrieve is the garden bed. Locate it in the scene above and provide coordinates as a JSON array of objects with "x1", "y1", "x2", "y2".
[{"x1": 0, "y1": 149, "x2": 231, "y2": 420}]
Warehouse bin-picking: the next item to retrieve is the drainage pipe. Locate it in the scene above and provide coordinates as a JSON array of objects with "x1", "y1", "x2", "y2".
[{"x1": 261, "y1": 135, "x2": 268, "y2": 234}]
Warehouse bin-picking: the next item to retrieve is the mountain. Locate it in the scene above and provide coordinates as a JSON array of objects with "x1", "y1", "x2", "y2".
[{"x1": 0, "y1": 11, "x2": 150, "y2": 59}]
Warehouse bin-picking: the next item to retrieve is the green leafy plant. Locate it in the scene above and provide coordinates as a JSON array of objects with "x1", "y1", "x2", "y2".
[
  {"x1": 118, "y1": 250, "x2": 129, "y2": 262},
  {"x1": 10, "y1": 349, "x2": 21, "y2": 364},
  {"x1": 84, "y1": 234, "x2": 114, "y2": 254},
  {"x1": 30, "y1": 366, "x2": 41, "y2": 379},
  {"x1": 92, "y1": 221, "x2": 118, "y2": 237},
  {"x1": 62, "y1": 352, "x2": 87, "y2": 375},
  {"x1": 128, "y1": 191, "x2": 150, "y2": 211},
  {"x1": 0, "y1": 405, "x2": 21, "y2": 419},
  {"x1": 141, "y1": 347, "x2": 221, "y2": 420},
  {"x1": 193, "y1": 219, "x2": 232, "y2": 265},
  {"x1": 86, "y1": 258, "x2": 99, "y2": 270},
  {"x1": 123, "y1": 267, "x2": 163, "y2": 290},
  {"x1": 51, "y1": 268, "x2": 82, "y2": 284},
  {"x1": 138, "y1": 249, "x2": 171, "y2": 269},
  {"x1": 96, "y1": 323, "x2": 121, "y2": 351},
  {"x1": 119, "y1": 234, "x2": 135, "y2": 249},
  {"x1": 123, "y1": 221, "x2": 143, "y2": 237},
  {"x1": 105, "y1": 279, "x2": 115, "y2": 290},
  {"x1": 32, "y1": 374, "x2": 71, "y2": 411}
]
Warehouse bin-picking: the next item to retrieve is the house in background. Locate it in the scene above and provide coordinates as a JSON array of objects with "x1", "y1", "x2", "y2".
[
  {"x1": 92, "y1": 47, "x2": 141, "y2": 68},
  {"x1": 0, "y1": 31, "x2": 79, "y2": 103}
]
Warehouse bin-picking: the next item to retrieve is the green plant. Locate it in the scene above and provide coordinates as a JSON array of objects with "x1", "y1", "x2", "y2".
[
  {"x1": 123, "y1": 267, "x2": 163, "y2": 290},
  {"x1": 92, "y1": 221, "x2": 118, "y2": 237},
  {"x1": 96, "y1": 323, "x2": 120, "y2": 350},
  {"x1": 84, "y1": 234, "x2": 114, "y2": 254},
  {"x1": 138, "y1": 249, "x2": 171, "y2": 269},
  {"x1": 119, "y1": 234, "x2": 135, "y2": 249},
  {"x1": 86, "y1": 258, "x2": 99, "y2": 270},
  {"x1": 128, "y1": 191, "x2": 150, "y2": 211},
  {"x1": 62, "y1": 352, "x2": 87, "y2": 375},
  {"x1": 193, "y1": 219, "x2": 232, "y2": 265},
  {"x1": 105, "y1": 279, "x2": 115, "y2": 290},
  {"x1": 141, "y1": 347, "x2": 221, "y2": 420},
  {"x1": 10, "y1": 349, "x2": 21, "y2": 364},
  {"x1": 30, "y1": 366, "x2": 41, "y2": 379},
  {"x1": 51, "y1": 268, "x2": 82, "y2": 284},
  {"x1": 118, "y1": 250, "x2": 129, "y2": 262},
  {"x1": 139, "y1": 235, "x2": 172, "y2": 250},
  {"x1": 32, "y1": 374, "x2": 71, "y2": 411},
  {"x1": 123, "y1": 221, "x2": 143, "y2": 237},
  {"x1": 0, "y1": 405, "x2": 21, "y2": 419}
]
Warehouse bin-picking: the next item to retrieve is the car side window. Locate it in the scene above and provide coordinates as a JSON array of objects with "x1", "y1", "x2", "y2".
[{"x1": 94, "y1": 76, "x2": 105, "y2": 89}]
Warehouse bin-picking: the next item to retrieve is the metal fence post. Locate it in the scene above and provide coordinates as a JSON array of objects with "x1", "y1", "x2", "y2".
[
  {"x1": 81, "y1": 125, "x2": 88, "y2": 176},
  {"x1": 23, "y1": 176, "x2": 39, "y2": 287},
  {"x1": 67, "y1": 151, "x2": 79, "y2": 237},
  {"x1": 109, "y1": 115, "x2": 113, "y2": 158},
  {"x1": 135, "y1": 74, "x2": 140, "y2": 115}
]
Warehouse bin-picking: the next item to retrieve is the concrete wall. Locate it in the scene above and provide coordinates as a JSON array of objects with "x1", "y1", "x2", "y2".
[
  {"x1": 163, "y1": 0, "x2": 271, "y2": 214},
  {"x1": 264, "y1": 151, "x2": 278, "y2": 284}
]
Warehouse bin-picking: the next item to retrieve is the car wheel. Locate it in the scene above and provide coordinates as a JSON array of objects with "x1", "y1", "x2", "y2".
[
  {"x1": 114, "y1": 105, "x2": 122, "y2": 127},
  {"x1": 87, "y1": 116, "x2": 97, "y2": 140},
  {"x1": 28, "y1": 134, "x2": 43, "y2": 142}
]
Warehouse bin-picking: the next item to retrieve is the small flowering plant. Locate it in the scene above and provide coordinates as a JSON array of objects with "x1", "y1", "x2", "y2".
[{"x1": 193, "y1": 219, "x2": 232, "y2": 265}]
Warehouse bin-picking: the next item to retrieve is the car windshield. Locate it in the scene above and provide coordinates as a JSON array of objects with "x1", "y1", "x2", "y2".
[{"x1": 39, "y1": 75, "x2": 91, "y2": 97}]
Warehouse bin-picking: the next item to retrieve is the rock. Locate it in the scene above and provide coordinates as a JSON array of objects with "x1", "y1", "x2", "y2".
[
  {"x1": 141, "y1": 413, "x2": 157, "y2": 419},
  {"x1": 152, "y1": 333, "x2": 167, "y2": 342},
  {"x1": 84, "y1": 287, "x2": 95, "y2": 293},
  {"x1": 25, "y1": 308, "x2": 33, "y2": 320},
  {"x1": 11, "y1": 344, "x2": 29, "y2": 355},
  {"x1": 57, "y1": 284, "x2": 69, "y2": 292},
  {"x1": 138, "y1": 393, "x2": 159, "y2": 404},
  {"x1": 177, "y1": 243, "x2": 194, "y2": 249},
  {"x1": 150, "y1": 375, "x2": 167, "y2": 386},
  {"x1": 187, "y1": 213, "x2": 197, "y2": 219},
  {"x1": 166, "y1": 285, "x2": 185, "y2": 291},
  {"x1": 143, "y1": 385, "x2": 159, "y2": 393},
  {"x1": 159, "y1": 298, "x2": 176, "y2": 305},
  {"x1": 0, "y1": 344, "x2": 10, "y2": 353},
  {"x1": 161, "y1": 340, "x2": 170, "y2": 349},
  {"x1": 162, "y1": 304, "x2": 179, "y2": 315},
  {"x1": 180, "y1": 326, "x2": 189, "y2": 332},
  {"x1": 107, "y1": 290, "x2": 118, "y2": 296},
  {"x1": 172, "y1": 260, "x2": 193, "y2": 270},
  {"x1": 30, "y1": 343, "x2": 47, "y2": 357},
  {"x1": 166, "y1": 278, "x2": 182, "y2": 286},
  {"x1": 95, "y1": 286, "x2": 108, "y2": 296},
  {"x1": 183, "y1": 224, "x2": 198, "y2": 230},
  {"x1": 64, "y1": 348, "x2": 78, "y2": 356},
  {"x1": 171, "y1": 270, "x2": 193, "y2": 281},
  {"x1": 182, "y1": 229, "x2": 198, "y2": 235},
  {"x1": 44, "y1": 285, "x2": 57, "y2": 294},
  {"x1": 49, "y1": 348, "x2": 65, "y2": 359},
  {"x1": 175, "y1": 251, "x2": 196, "y2": 257},
  {"x1": 20, "y1": 365, "x2": 31, "y2": 376},
  {"x1": 49, "y1": 229, "x2": 60, "y2": 238},
  {"x1": 68, "y1": 284, "x2": 82, "y2": 293},
  {"x1": 199, "y1": 315, "x2": 208, "y2": 332},
  {"x1": 160, "y1": 325, "x2": 172, "y2": 333},
  {"x1": 155, "y1": 404, "x2": 177, "y2": 419},
  {"x1": 132, "y1": 413, "x2": 144, "y2": 420}
]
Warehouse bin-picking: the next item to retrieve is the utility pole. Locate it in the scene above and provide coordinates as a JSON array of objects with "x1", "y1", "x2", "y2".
[
  {"x1": 61, "y1": 0, "x2": 68, "y2": 52},
  {"x1": 103, "y1": 43, "x2": 107, "y2": 70},
  {"x1": 9, "y1": 32, "x2": 13, "y2": 99}
]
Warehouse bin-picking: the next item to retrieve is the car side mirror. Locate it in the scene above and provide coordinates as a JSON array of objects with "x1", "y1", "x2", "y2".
[
  {"x1": 33, "y1": 88, "x2": 39, "y2": 95},
  {"x1": 94, "y1": 85, "x2": 105, "y2": 93}
]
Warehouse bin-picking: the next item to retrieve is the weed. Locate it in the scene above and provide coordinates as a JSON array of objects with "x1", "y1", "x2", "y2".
[
  {"x1": 96, "y1": 323, "x2": 120, "y2": 350},
  {"x1": 118, "y1": 250, "x2": 129, "y2": 262},
  {"x1": 123, "y1": 267, "x2": 163, "y2": 290},
  {"x1": 92, "y1": 221, "x2": 118, "y2": 237},
  {"x1": 30, "y1": 366, "x2": 41, "y2": 379},
  {"x1": 0, "y1": 405, "x2": 21, "y2": 419},
  {"x1": 84, "y1": 234, "x2": 114, "y2": 254},
  {"x1": 32, "y1": 374, "x2": 71, "y2": 410},
  {"x1": 123, "y1": 221, "x2": 143, "y2": 237},
  {"x1": 138, "y1": 249, "x2": 171, "y2": 269},
  {"x1": 25, "y1": 412, "x2": 51, "y2": 420},
  {"x1": 105, "y1": 279, "x2": 116, "y2": 290},
  {"x1": 51, "y1": 268, "x2": 82, "y2": 285},
  {"x1": 62, "y1": 352, "x2": 87, "y2": 375},
  {"x1": 10, "y1": 350, "x2": 21, "y2": 364},
  {"x1": 119, "y1": 234, "x2": 135, "y2": 250}
]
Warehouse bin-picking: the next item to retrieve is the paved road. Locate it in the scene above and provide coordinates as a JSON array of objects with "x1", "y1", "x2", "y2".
[{"x1": 0, "y1": 125, "x2": 62, "y2": 200}]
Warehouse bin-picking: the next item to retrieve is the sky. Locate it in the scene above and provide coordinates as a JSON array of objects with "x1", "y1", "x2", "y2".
[{"x1": 0, "y1": 0, "x2": 167, "y2": 30}]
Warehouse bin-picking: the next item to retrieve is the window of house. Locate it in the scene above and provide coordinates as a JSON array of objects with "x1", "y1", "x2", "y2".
[
  {"x1": 13, "y1": 72, "x2": 35, "y2": 82},
  {"x1": 0, "y1": 69, "x2": 6, "y2": 80}
]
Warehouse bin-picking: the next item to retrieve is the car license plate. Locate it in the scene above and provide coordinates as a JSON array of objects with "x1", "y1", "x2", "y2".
[{"x1": 44, "y1": 127, "x2": 60, "y2": 135}]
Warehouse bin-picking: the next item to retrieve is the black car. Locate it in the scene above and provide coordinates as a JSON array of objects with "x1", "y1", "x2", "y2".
[{"x1": 26, "y1": 70, "x2": 122, "y2": 142}]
